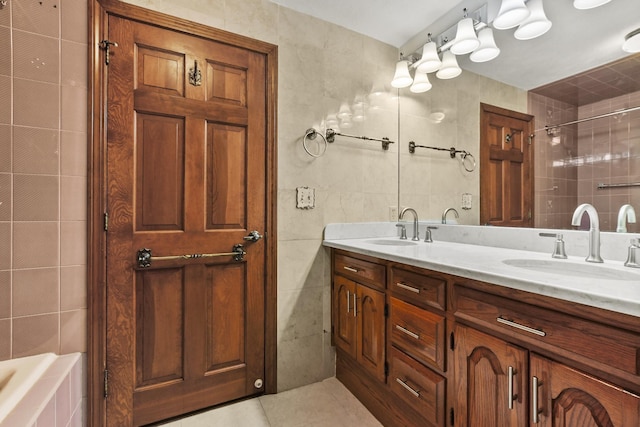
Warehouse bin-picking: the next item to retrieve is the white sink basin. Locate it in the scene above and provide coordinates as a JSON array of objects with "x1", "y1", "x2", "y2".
[
  {"x1": 366, "y1": 239, "x2": 418, "y2": 247},
  {"x1": 502, "y1": 259, "x2": 640, "y2": 281}
]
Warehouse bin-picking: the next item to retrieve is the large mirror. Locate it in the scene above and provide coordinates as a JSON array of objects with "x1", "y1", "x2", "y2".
[{"x1": 397, "y1": 0, "x2": 640, "y2": 233}]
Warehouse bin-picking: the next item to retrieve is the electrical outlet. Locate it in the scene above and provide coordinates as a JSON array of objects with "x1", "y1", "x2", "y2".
[{"x1": 389, "y1": 206, "x2": 399, "y2": 221}]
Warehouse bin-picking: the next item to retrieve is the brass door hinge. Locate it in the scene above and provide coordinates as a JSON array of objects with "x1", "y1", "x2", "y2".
[
  {"x1": 99, "y1": 40, "x2": 118, "y2": 65},
  {"x1": 103, "y1": 212, "x2": 109, "y2": 231}
]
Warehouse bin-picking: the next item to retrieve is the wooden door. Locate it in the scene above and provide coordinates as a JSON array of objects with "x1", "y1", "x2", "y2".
[
  {"x1": 480, "y1": 103, "x2": 534, "y2": 227},
  {"x1": 453, "y1": 324, "x2": 528, "y2": 427},
  {"x1": 333, "y1": 275, "x2": 357, "y2": 357},
  {"x1": 105, "y1": 15, "x2": 269, "y2": 426},
  {"x1": 357, "y1": 284, "x2": 386, "y2": 383},
  {"x1": 530, "y1": 354, "x2": 640, "y2": 426}
]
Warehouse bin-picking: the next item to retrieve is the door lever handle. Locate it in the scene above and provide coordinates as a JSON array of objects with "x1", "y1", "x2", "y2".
[{"x1": 244, "y1": 230, "x2": 263, "y2": 242}]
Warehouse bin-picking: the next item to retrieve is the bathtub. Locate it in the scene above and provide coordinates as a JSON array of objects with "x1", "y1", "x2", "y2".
[{"x1": 0, "y1": 352, "x2": 82, "y2": 426}]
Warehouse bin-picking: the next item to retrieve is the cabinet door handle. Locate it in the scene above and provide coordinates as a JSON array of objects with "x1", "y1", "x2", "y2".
[
  {"x1": 532, "y1": 376, "x2": 542, "y2": 423},
  {"x1": 395, "y1": 324, "x2": 420, "y2": 340},
  {"x1": 343, "y1": 266, "x2": 359, "y2": 273},
  {"x1": 497, "y1": 316, "x2": 546, "y2": 337},
  {"x1": 353, "y1": 293, "x2": 357, "y2": 318},
  {"x1": 396, "y1": 282, "x2": 420, "y2": 293},
  {"x1": 395, "y1": 377, "x2": 420, "y2": 398},
  {"x1": 508, "y1": 366, "x2": 518, "y2": 410},
  {"x1": 346, "y1": 290, "x2": 350, "y2": 313}
]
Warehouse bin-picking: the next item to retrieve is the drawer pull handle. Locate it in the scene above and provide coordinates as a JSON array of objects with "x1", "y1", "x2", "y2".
[
  {"x1": 396, "y1": 282, "x2": 420, "y2": 293},
  {"x1": 508, "y1": 366, "x2": 518, "y2": 410},
  {"x1": 395, "y1": 377, "x2": 420, "y2": 398},
  {"x1": 532, "y1": 376, "x2": 542, "y2": 423},
  {"x1": 343, "y1": 266, "x2": 359, "y2": 273},
  {"x1": 395, "y1": 325, "x2": 420, "y2": 340},
  {"x1": 497, "y1": 316, "x2": 546, "y2": 337}
]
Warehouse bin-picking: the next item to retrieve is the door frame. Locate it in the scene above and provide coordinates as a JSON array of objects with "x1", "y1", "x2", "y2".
[{"x1": 88, "y1": 1, "x2": 278, "y2": 424}]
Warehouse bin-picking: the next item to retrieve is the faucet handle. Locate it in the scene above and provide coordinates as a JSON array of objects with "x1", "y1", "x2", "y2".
[
  {"x1": 425, "y1": 226, "x2": 438, "y2": 243},
  {"x1": 539, "y1": 232, "x2": 568, "y2": 259},
  {"x1": 624, "y1": 238, "x2": 640, "y2": 268},
  {"x1": 396, "y1": 223, "x2": 407, "y2": 240}
]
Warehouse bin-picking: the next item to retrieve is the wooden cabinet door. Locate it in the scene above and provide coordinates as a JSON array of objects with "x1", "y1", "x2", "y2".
[
  {"x1": 531, "y1": 354, "x2": 640, "y2": 426},
  {"x1": 357, "y1": 284, "x2": 386, "y2": 383},
  {"x1": 453, "y1": 325, "x2": 528, "y2": 427},
  {"x1": 333, "y1": 275, "x2": 357, "y2": 357}
]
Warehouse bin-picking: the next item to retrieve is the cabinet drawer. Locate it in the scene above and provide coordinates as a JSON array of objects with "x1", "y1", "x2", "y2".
[
  {"x1": 390, "y1": 267, "x2": 446, "y2": 311},
  {"x1": 390, "y1": 297, "x2": 446, "y2": 371},
  {"x1": 455, "y1": 285, "x2": 640, "y2": 377},
  {"x1": 389, "y1": 347, "x2": 446, "y2": 427},
  {"x1": 334, "y1": 253, "x2": 385, "y2": 289}
]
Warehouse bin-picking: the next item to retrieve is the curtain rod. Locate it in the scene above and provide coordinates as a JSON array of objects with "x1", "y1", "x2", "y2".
[{"x1": 536, "y1": 105, "x2": 640, "y2": 134}]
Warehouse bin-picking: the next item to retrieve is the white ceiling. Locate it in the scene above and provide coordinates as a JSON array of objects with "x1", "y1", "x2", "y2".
[{"x1": 270, "y1": 0, "x2": 640, "y2": 90}]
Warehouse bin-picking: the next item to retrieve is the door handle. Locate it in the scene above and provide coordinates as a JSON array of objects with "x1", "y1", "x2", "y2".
[{"x1": 244, "y1": 230, "x2": 263, "y2": 242}]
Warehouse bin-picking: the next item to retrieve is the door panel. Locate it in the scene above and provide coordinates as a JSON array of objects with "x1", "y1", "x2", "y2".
[
  {"x1": 454, "y1": 324, "x2": 528, "y2": 427},
  {"x1": 357, "y1": 285, "x2": 386, "y2": 383},
  {"x1": 531, "y1": 354, "x2": 640, "y2": 426},
  {"x1": 333, "y1": 275, "x2": 357, "y2": 356},
  {"x1": 135, "y1": 113, "x2": 185, "y2": 231},
  {"x1": 206, "y1": 123, "x2": 246, "y2": 229},
  {"x1": 135, "y1": 267, "x2": 185, "y2": 389},
  {"x1": 205, "y1": 263, "x2": 246, "y2": 371},
  {"x1": 105, "y1": 14, "x2": 269, "y2": 426}
]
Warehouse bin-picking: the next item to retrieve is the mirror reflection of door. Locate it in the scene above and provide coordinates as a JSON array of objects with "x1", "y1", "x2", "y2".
[{"x1": 480, "y1": 103, "x2": 534, "y2": 227}]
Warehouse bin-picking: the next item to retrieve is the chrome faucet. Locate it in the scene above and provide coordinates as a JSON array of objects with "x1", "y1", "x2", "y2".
[
  {"x1": 571, "y1": 203, "x2": 603, "y2": 263},
  {"x1": 616, "y1": 204, "x2": 636, "y2": 233},
  {"x1": 399, "y1": 207, "x2": 420, "y2": 241},
  {"x1": 442, "y1": 207, "x2": 459, "y2": 224}
]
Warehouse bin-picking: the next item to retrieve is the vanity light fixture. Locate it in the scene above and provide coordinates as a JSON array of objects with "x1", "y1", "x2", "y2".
[
  {"x1": 493, "y1": 0, "x2": 530, "y2": 30},
  {"x1": 514, "y1": 0, "x2": 552, "y2": 40},
  {"x1": 622, "y1": 28, "x2": 640, "y2": 52},
  {"x1": 415, "y1": 35, "x2": 442, "y2": 73},
  {"x1": 391, "y1": 59, "x2": 413, "y2": 88},
  {"x1": 573, "y1": 0, "x2": 612, "y2": 9},
  {"x1": 410, "y1": 71, "x2": 432, "y2": 93},
  {"x1": 450, "y1": 9, "x2": 480, "y2": 55},
  {"x1": 470, "y1": 27, "x2": 500, "y2": 62},
  {"x1": 436, "y1": 51, "x2": 462, "y2": 80}
]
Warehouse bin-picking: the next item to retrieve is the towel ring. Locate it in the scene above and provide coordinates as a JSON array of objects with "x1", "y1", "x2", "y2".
[
  {"x1": 303, "y1": 128, "x2": 327, "y2": 158},
  {"x1": 460, "y1": 152, "x2": 476, "y2": 172}
]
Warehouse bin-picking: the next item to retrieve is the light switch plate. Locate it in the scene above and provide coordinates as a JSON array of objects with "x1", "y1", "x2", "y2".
[
  {"x1": 462, "y1": 193, "x2": 472, "y2": 210},
  {"x1": 296, "y1": 187, "x2": 315, "y2": 209}
]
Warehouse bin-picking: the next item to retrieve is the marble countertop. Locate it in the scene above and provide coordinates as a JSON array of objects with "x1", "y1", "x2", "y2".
[{"x1": 323, "y1": 236, "x2": 640, "y2": 318}]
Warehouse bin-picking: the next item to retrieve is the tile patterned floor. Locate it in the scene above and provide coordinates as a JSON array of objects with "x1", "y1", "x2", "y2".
[{"x1": 157, "y1": 377, "x2": 382, "y2": 427}]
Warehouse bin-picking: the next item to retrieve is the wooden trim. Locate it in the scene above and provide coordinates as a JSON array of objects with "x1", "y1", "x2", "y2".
[
  {"x1": 480, "y1": 102, "x2": 533, "y2": 122},
  {"x1": 88, "y1": 1, "x2": 278, "y2": 423},
  {"x1": 88, "y1": 1, "x2": 108, "y2": 426}
]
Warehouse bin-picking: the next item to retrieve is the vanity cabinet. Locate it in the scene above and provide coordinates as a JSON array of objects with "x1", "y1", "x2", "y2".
[
  {"x1": 454, "y1": 323, "x2": 640, "y2": 426},
  {"x1": 453, "y1": 281, "x2": 640, "y2": 427},
  {"x1": 332, "y1": 252, "x2": 386, "y2": 382},
  {"x1": 330, "y1": 248, "x2": 640, "y2": 427}
]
